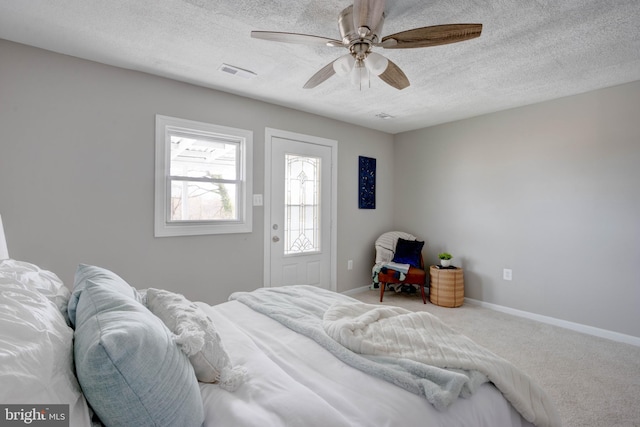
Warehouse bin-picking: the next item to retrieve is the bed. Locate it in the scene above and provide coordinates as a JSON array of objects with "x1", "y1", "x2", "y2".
[{"x1": 0, "y1": 222, "x2": 561, "y2": 427}]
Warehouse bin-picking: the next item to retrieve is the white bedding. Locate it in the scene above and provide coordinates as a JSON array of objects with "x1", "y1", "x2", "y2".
[
  {"x1": 0, "y1": 260, "x2": 92, "y2": 427},
  {"x1": 198, "y1": 300, "x2": 536, "y2": 427}
]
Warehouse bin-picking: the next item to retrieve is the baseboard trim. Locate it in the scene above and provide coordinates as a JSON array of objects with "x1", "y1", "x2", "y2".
[
  {"x1": 464, "y1": 298, "x2": 640, "y2": 347},
  {"x1": 341, "y1": 285, "x2": 371, "y2": 296}
]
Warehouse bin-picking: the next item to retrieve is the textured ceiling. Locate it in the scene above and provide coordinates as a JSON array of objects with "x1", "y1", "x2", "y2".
[{"x1": 1, "y1": 0, "x2": 639, "y2": 134}]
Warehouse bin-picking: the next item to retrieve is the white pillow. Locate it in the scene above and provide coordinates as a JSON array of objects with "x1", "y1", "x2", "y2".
[
  {"x1": 145, "y1": 288, "x2": 246, "y2": 391},
  {"x1": 0, "y1": 279, "x2": 92, "y2": 426},
  {"x1": 0, "y1": 259, "x2": 71, "y2": 322}
]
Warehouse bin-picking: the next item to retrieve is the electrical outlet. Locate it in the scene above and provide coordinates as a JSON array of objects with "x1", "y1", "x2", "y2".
[
  {"x1": 347, "y1": 260, "x2": 353, "y2": 270},
  {"x1": 503, "y1": 268, "x2": 513, "y2": 281}
]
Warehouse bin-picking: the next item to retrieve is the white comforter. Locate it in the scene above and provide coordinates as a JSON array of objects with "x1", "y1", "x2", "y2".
[
  {"x1": 197, "y1": 295, "x2": 539, "y2": 427},
  {"x1": 323, "y1": 302, "x2": 561, "y2": 427}
]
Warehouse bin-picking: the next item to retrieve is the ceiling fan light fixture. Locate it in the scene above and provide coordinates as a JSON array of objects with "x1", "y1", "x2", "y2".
[
  {"x1": 364, "y1": 52, "x2": 388, "y2": 76},
  {"x1": 350, "y1": 61, "x2": 370, "y2": 89},
  {"x1": 333, "y1": 54, "x2": 356, "y2": 76},
  {"x1": 251, "y1": 0, "x2": 482, "y2": 91}
]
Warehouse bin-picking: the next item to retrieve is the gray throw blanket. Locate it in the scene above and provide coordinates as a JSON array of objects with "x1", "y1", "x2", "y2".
[
  {"x1": 230, "y1": 286, "x2": 561, "y2": 427},
  {"x1": 323, "y1": 300, "x2": 561, "y2": 427},
  {"x1": 230, "y1": 286, "x2": 489, "y2": 410}
]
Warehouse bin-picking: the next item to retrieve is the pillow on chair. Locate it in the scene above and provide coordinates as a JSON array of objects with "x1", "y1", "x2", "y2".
[{"x1": 392, "y1": 238, "x2": 424, "y2": 268}]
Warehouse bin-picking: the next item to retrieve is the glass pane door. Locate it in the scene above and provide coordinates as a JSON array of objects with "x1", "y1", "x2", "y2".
[{"x1": 284, "y1": 154, "x2": 320, "y2": 254}]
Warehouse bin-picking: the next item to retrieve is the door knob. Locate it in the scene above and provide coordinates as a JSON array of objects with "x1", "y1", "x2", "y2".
[{"x1": 272, "y1": 236, "x2": 280, "y2": 242}]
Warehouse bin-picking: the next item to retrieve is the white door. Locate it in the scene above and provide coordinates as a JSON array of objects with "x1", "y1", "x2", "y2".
[{"x1": 264, "y1": 128, "x2": 337, "y2": 291}]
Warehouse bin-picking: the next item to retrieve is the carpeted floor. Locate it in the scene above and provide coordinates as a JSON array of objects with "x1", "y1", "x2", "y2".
[{"x1": 352, "y1": 290, "x2": 640, "y2": 427}]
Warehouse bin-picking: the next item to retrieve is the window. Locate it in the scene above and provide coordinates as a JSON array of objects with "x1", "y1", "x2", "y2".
[{"x1": 155, "y1": 115, "x2": 252, "y2": 236}]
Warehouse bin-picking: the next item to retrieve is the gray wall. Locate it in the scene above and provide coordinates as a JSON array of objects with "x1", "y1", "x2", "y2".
[
  {"x1": 0, "y1": 39, "x2": 395, "y2": 303},
  {"x1": 3, "y1": 38, "x2": 638, "y2": 339},
  {"x1": 394, "y1": 81, "x2": 640, "y2": 337}
]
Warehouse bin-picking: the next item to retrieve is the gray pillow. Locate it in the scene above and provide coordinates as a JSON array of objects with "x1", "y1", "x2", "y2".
[
  {"x1": 67, "y1": 264, "x2": 137, "y2": 324},
  {"x1": 70, "y1": 266, "x2": 204, "y2": 427}
]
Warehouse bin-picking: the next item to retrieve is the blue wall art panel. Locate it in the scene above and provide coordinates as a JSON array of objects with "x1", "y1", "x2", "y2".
[{"x1": 358, "y1": 156, "x2": 376, "y2": 209}]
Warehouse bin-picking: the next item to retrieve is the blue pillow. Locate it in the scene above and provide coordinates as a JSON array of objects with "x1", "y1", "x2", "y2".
[
  {"x1": 71, "y1": 268, "x2": 204, "y2": 427},
  {"x1": 68, "y1": 264, "x2": 137, "y2": 326},
  {"x1": 392, "y1": 238, "x2": 424, "y2": 269}
]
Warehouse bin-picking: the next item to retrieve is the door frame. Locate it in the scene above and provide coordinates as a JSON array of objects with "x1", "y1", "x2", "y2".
[{"x1": 263, "y1": 127, "x2": 338, "y2": 291}]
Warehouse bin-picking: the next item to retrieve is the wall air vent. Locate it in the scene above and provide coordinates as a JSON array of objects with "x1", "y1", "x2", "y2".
[{"x1": 218, "y1": 63, "x2": 257, "y2": 79}]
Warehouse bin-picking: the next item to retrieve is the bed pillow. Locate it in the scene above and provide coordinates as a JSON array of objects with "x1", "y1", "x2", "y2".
[
  {"x1": 0, "y1": 259, "x2": 71, "y2": 322},
  {"x1": 146, "y1": 288, "x2": 246, "y2": 391},
  {"x1": 71, "y1": 271, "x2": 204, "y2": 427},
  {"x1": 392, "y1": 238, "x2": 425, "y2": 269},
  {"x1": 0, "y1": 278, "x2": 92, "y2": 425},
  {"x1": 67, "y1": 263, "x2": 139, "y2": 326}
]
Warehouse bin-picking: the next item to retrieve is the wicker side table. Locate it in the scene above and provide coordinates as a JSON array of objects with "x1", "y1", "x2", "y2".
[{"x1": 429, "y1": 266, "x2": 464, "y2": 307}]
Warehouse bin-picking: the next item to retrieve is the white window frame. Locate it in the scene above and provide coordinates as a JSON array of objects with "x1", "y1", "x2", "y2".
[{"x1": 154, "y1": 115, "x2": 253, "y2": 237}]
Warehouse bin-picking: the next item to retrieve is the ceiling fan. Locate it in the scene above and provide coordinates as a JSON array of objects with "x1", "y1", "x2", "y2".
[{"x1": 251, "y1": 0, "x2": 482, "y2": 90}]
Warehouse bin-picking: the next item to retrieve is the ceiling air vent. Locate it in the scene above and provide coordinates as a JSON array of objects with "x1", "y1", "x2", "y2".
[{"x1": 218, "y1": 63, "x2": 257, "y2": 79}]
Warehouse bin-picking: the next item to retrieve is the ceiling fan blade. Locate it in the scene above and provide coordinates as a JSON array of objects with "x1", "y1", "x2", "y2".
[
  {"x1": 251, "y1": 31, "x2": 343, "y2": 46},
  {"x1": 381, "y1": 23, "x2": 482, "y2": 49},
  {"x1": 303, "y1": 60, "x2": 337, "y2": 89},
  {"x1": 378, "y1": 59, "x2": 410, "y2": 90},
  {"x1": 353, "y1": 0, "x2": 386, "y2": 33}
]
